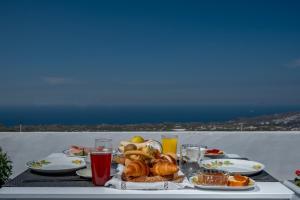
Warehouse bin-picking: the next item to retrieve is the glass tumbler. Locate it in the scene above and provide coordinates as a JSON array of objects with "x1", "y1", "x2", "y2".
[
  {"x1": 180, "y1": 144, "x2": 202, "y2": 176},
  {"x1": 161, "y1": 134, "x2": 178, "y2": 155},
  {"x1": 90, "y1": 138, "x2": 112, "y2": 186}
]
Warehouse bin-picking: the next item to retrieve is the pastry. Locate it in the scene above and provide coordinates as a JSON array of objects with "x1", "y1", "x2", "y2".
[
  {"x1": 150, "y1": 161, "x2": 178, "y2": 176},
  {"x1": 113, "y1": 155, "x2": 126, "y2": 165},
  {"x1": 123, "y1": 160, "x2": 150, "y2": 177},
  {"x1": 119, "y1": 144, "x2": 182, "y2": 183},
  {"x1": 160, "y1": 154, "x2": 177, "y2": 164},
  {"x1": 124, "y1": 150, "x2": 154, "y2": 160},
  {"x1": 197, "y1": 172, "x2": 228, "y2": 186}
]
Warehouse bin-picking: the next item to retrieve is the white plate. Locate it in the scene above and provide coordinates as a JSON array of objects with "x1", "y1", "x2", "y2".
[
  {"x1": 63, "y1": 149, "x2": 88, "y2": 158},
  {"x1": 189, "y1": 176, "x2": 256, "y2": 190},
  {"x1": 64, "y1": 149, "x2": 119, "y2": 158},
  {"x1": 27, "y1": 156, "x2": 86, "y2": 174},
  {"x1": 76, "y1": 168, "x2": 117, "y2": 179},
  {"x1": 201, "y1": 159, "x2": 264, "y2": 175}
]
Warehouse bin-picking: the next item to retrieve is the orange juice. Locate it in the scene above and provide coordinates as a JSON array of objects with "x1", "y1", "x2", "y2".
[{"x1": 161, "y1": 135, "x2": 178, "y2": 154}]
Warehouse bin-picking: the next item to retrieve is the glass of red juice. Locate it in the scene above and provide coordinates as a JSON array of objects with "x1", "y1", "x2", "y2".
[{"x1": 90, "y1": 138, "x2": 112, "y2": 186}]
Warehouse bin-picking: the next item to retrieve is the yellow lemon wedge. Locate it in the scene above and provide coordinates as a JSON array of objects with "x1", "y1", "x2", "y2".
[
  {"x1": 130, "y1": 136, "x2": 145, "y2": 143},
  {"x1": 72, "y1": 160, "x2": 82, "y2": 165}
]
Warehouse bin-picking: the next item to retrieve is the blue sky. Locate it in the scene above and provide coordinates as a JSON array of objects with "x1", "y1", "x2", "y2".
[{"x1": 0, "y1": 0, "x2": 300, "y2": 106}]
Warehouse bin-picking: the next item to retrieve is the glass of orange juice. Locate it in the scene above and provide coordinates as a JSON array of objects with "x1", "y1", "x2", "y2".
[{"x1": 161, "y1": 134, "x2": 178, "y2": 155}]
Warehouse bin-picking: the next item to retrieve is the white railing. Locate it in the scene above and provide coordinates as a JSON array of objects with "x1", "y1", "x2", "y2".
[{"x1": 0, "y1": 131, "x2": 299, "y2": 181}]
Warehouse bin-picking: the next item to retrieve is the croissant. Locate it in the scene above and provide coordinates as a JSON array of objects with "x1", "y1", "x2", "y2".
[
  {"x1": 160, "y1": 154, "x2": 177, "y2": 164},
  {"x1": 150, "y1": 161, "x2": 179, "y2": 176},
  {"x1": 113, "y1": 155, "x2": 126, "y2": 165},
  {"x1": 123, "y1": 160, "x2": 150, "y2": 177},
  {"x1": 124, "y1": 150, "x2": 154, "y2": 160}
]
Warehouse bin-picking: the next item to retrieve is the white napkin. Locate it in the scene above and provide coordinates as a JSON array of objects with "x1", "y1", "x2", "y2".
[{"x1": 105, "y1": 165, "x2": 193, "y2": 190}]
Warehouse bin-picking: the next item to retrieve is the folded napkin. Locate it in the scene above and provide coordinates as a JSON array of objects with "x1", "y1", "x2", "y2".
[{"x1": 105, "y1": 165, "x2": 193, "y2": 190}]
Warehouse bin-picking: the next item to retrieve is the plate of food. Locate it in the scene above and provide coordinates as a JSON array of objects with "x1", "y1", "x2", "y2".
[
  {"x1": 63, "y1": 145, "x2": 93, "y2": 158},
  {"x1": 205, "y1": 149, "x2": 225, "y2": 158},
  {"x1": 190, "y1": 172, "x2": 256, "y2": 190},
  {"x1": 201, "y1": 159, "x2": 264, "y2": 175},
  {"x1": 107, "y1": 143, "x2": 192, "y2": 190},
  {"x1": 27, "y1": 156, "x2": 86, "y2": 174}
]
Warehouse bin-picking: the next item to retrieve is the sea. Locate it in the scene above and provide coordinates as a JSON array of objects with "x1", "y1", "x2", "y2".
[{"x1": 0, "y1": 105, "x2": 300, "y2": 126}]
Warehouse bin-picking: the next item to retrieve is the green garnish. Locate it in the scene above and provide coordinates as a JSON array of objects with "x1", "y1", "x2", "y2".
[
  {"x1": 223, "y1": 160, "x2": 233, "y2": 165},
  {"x1": 203, "y1": 160, "x2": 233, "y2": 168},
  {"x1": 72, "y1": 160, "x2": 82, "y2": 165},
  {"x1": 30, "y1": 160, "x2": 51, "y2": 168}
]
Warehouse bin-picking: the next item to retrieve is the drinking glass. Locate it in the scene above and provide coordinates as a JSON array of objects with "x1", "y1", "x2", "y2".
[
  {"x1": 180, "y1": 144, "x2": 204, "y2": 176},
  {"x1": 90, "y1": 138, "x2": 112, "y2": 186},
  {"x1": 161, "y1": 134, "x2": 178, "y2": 155},
  {"x1": 199, "y1": 145, "x2": 208, "y2": 162}
]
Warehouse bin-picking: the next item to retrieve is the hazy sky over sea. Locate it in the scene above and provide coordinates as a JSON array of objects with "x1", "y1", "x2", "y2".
[{"x1": 0, "y1": 0, "x2": 300, "y2": 106}]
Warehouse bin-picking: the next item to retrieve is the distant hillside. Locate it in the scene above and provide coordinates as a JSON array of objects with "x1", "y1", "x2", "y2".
[{"x1": 1, "y1": 112, "x2": 300, "y2": 132}]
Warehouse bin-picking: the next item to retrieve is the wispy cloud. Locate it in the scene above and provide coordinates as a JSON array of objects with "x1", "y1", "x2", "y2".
[
  {"x1": 286, "y1": 58, "x2": 300, "y2": 69},
  {"x1": 42, "y1": 76, "x2": 73, "y2": 85}
]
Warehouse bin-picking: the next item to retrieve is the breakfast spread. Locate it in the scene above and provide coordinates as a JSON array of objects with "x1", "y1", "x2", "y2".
[{"x1": 27, "y1": 135, "x2": 264, "y2": 191}]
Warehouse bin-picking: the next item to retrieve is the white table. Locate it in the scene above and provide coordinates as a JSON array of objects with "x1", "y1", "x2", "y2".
[
  {"x1": 0, "y1": 183, "x2": 294, "y2": 199},
  {"x1": 283, "y1": 181, "x2": 300, "y2": 200},
  {"x1": 0, "y1": 153, "x2": 295, "y2": 199}
]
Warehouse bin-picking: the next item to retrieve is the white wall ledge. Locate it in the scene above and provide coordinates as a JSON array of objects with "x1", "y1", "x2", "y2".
[{"x1": 0, "y1": 131, "x2": 300, "y2": 181}]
